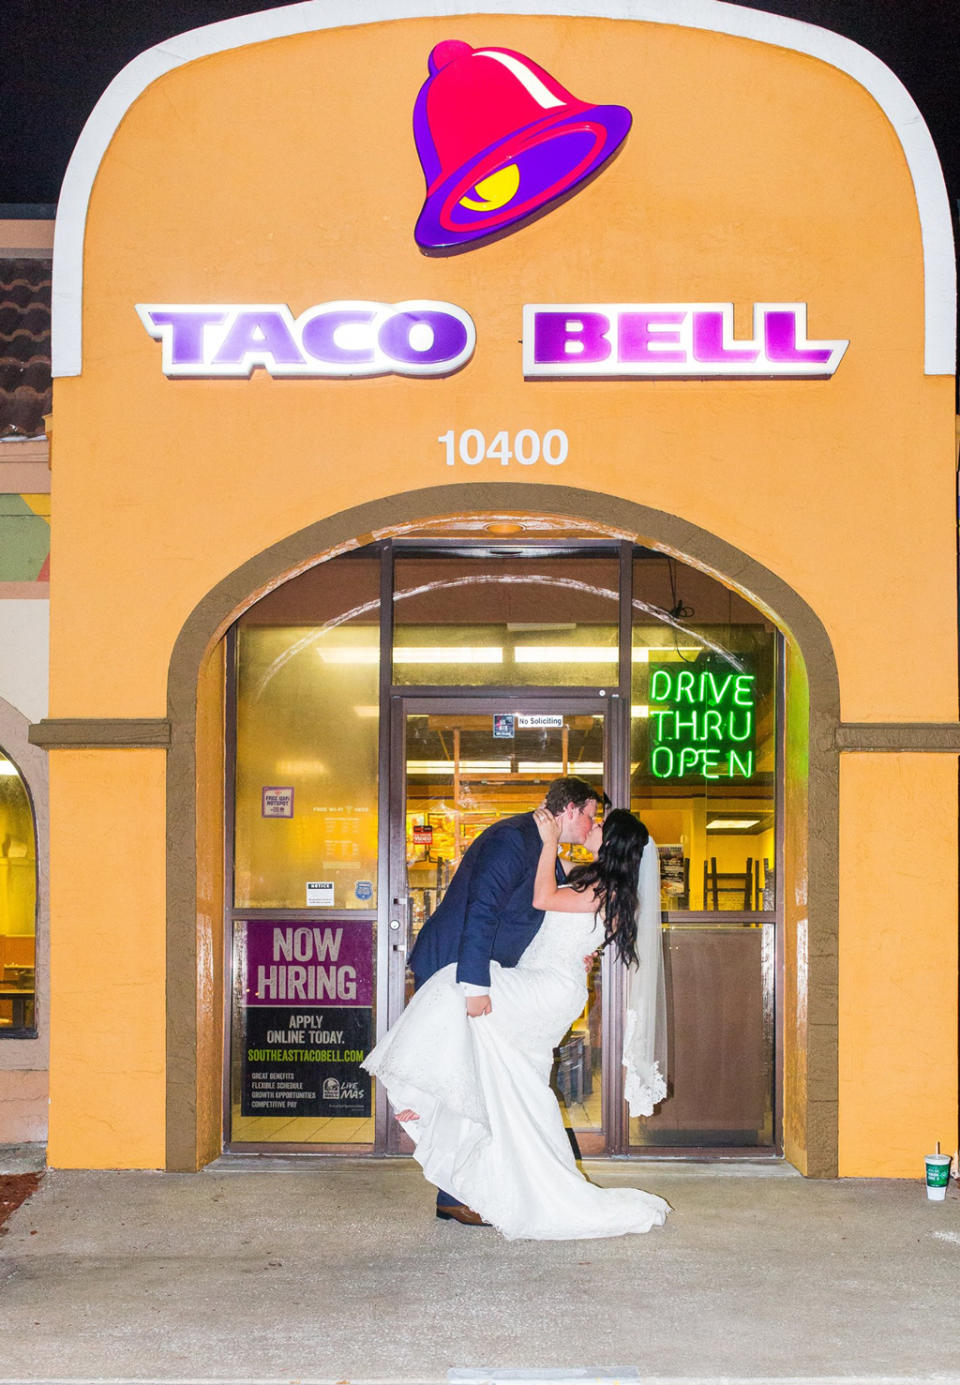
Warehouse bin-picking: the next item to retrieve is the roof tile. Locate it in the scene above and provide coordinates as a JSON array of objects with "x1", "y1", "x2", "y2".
[{"x1": 0, "y1": 258, "x2": 51, "y2": 439}]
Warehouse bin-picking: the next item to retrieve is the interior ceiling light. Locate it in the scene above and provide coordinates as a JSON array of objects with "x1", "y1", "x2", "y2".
[
  {"x1": 515, "y1": 645, "x2": 618, "y2": 663},
  {"x1": 319, "y1": 647, "x2": 503, "y2": 664},
  {"x1": 317, "y1": 647, "x2": 379, "y2": 664},
  {"x1": 632, "y1": 646, "x2": 702, "y2": 662},
  {"x1": 407, "y1": 760, "x2": 512, "y2": 773},
  {"x1": 395, "y1": 646, "x2": 504, "y2": 664},
  {"x1": 507, "y1": 622, "x2": 576, "y2": 632},
  {"x1": 485, "y1": 522, "x2": 525, "y2": 535},
  {"x1": 706, "y1": 818, "x2": 761, "y2": 831},
  {"x1": 406, "y1": 760, "x2": 604, "y2": 776}
]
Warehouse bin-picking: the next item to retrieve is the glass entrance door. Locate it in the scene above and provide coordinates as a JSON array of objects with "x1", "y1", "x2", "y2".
[{"x1": 382, "y1": 696, "x2": 611, "y2": 1153}]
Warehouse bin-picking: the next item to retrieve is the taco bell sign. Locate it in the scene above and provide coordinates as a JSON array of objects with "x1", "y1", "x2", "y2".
[
  {"x1": 137, "y1": 299, "x2": 846, "y2": 380},
  {"x1": 522, "y1": 302, "x2": 848, "y2": 377},
  {"x1": 136, "y1": 300, "x2": 476, "y2": 378}
]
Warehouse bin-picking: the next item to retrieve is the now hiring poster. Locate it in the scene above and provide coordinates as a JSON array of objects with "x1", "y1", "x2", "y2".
[{"x1": 239, "y1": 919, "x2": 374, "y2": 1119}]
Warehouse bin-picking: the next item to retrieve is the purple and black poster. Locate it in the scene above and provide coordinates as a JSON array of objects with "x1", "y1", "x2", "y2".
[{"x1": 238, "y1": 919, "x2": 374, "y2": 1118}]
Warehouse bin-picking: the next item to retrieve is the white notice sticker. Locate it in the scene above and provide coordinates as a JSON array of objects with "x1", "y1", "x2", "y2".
[
  {"x1": 306, "y1": 881, "x2": 335, "y2": 907},
  {"x1": 262, "y1": 786, "x2": 294, "y2": 818},
  {"x1": 517, "y1": 714, "x2": 564, "y2": 729}
]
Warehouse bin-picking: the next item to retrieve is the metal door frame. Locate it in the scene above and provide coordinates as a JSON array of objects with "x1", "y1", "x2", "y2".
[{"x1": 378, "y1": 690, "x2": 618, "y2": 1154}]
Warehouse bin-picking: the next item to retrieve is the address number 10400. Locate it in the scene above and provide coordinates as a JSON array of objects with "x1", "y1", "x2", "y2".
[{"x1": 439, "y1": 428, "x2": 568, "y2": 467}]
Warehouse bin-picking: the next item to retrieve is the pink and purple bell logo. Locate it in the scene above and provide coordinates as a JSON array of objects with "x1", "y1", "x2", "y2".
[{"x1": 413, "y1": 40, "x2": 631, "y2": 253}]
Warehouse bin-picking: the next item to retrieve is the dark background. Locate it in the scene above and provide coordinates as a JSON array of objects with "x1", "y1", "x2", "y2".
[{"x1": 2, "y1": 1, "x2": 958, "y2": 213}]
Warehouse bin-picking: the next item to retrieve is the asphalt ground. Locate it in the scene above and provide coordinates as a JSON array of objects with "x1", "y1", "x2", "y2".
[{"x1": 0, "y1": 1154, "x2": 958, "y2": 1385}]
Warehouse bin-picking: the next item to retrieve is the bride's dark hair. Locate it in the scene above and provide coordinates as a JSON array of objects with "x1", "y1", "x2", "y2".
[{"x1": 566, "y1": 808, "x2": 650, "y2": 967}]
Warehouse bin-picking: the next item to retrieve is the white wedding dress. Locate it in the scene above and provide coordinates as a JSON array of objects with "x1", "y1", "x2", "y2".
[{"x1": 362, "y1": 908, "x2": 670, "y2": 1241}]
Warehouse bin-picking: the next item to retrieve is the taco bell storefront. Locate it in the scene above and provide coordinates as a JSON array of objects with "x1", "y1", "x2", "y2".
[{"x1": 32, "y1": 2, "x2": 958, "y2": 1177}]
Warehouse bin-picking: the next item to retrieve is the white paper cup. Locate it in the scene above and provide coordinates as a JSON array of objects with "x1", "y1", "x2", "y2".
[{"x1": 924, "y1": 1155, "x2": 951, "y2": 1200}]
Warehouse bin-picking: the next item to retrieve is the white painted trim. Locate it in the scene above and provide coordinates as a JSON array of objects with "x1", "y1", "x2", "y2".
[{"x1": 52, "y1": 0, "x2": 956, "y2": 377}]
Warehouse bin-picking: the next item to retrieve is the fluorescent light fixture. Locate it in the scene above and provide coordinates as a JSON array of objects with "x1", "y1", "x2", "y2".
[
  {"x1": 318, "y1": 646, "x2": 503, "y2": 664},
  {"x1": 276, "y1": 760, "x2": 328, "y2": 776},
  {"x1": 515, "y1": 645, "x2": 617, "y2": 663},
  {"x1": 320, "y1": 644, "x2": 703, "y2": 666},
  {"x1": 514, "y1": 645, "x2": 703, "y2": 664},
  {"x1": 506, "y1": 623, "x2": 576, "y2": 632},
  {"x1": 407, "y1": 760, "x2": 512, "y2": 774},
  {"x1": 353, "y1": 705, "x2": 379, "y2": 718},
  {"x1": 633, "y1": 646, "x2": 702, "y2": 662},
  {"x1": 406, "y1": 760, "x2": 604, "y2": 776},
  {"x1": 318, "y1": 647, "x2": 379, "y2": 664},
  {"x1": 706, "y1": 818, "x2": 761, "y2": 831},
  {"x1": 396, "y1": 646, "x2": 503, "y2": 664},
  {"x1": 518, "y1": 761, "x2": 603, "y2": 774}
]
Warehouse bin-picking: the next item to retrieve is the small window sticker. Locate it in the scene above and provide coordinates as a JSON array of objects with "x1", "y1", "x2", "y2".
[
  {"x1": 262, "y1": 786, "x2": 294, "y2": 818},
  {"x1": 306, "y1": 881, "x2": 335, "y2": 907}
]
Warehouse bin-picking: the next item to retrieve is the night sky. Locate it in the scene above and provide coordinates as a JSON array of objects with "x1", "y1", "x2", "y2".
[{"x1": 3, "y1": 1, "x2": 958, "y2": 211}]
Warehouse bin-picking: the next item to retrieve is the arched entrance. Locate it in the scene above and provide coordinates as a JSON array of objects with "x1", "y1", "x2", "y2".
[{"x1": 166, "y1": 485, "x2": 840, "y2": 1175}]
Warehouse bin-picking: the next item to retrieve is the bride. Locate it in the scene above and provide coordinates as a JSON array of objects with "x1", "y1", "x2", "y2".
[{"x1": 362, "y1": 807, "x2": 670, "y2": 1241}]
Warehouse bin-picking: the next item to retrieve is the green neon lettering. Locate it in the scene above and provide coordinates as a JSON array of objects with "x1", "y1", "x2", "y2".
[
  {"x1": 675, "y1": 669, "x2": 696, "y2": 703},
  {"x1": 651, "y1": 746, "x2": 674, "y2": 778},
  {"x1": 649, "y1": 658, "x2": 760, "y2": 781},
  {"x1": 702, "y1": 708, "x2": 723, "y2": 741},
  {"x1": 674, "y1": 711, "x2": 699, "y2": 739},
  {"x1": 727, "y1": 710, "x2": 753, "y2": 742},
  {"x1": 701, "y1": 748, "x2": 721, "y2": 779},
  {"x1": 705, "y1": 671, "x2": 734, "y2": 706},
  {"x1": 649, "y1": 708, "x2": 674, "y2": 739},
  {"x1": 649, "y1": 667, "x2": 673, "y2": 702},
  {"x1": 733, "y1": 674, "x2": 755, "y2": 706},
  {"x1": 729, "y1": 748, "x2": 754, "y2": 778}
]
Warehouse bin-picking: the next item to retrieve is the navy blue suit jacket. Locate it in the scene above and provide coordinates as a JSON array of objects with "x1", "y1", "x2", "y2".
[{"x1": 408, "y1": 813, "x2": 561, "y2": 987}]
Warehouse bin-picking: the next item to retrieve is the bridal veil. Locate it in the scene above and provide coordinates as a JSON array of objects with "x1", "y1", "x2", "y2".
[{"x1": 622, "y1": 836, "x2": 668, "y2": 1118}]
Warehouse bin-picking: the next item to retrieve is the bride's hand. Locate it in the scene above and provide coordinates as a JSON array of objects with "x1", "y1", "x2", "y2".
[{"x1": 532, "y1": 806, "x2": 561, "y2": 846}]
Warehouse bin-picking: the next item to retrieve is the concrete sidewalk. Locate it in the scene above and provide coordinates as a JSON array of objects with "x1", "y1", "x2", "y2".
[{"x1": 0, "y1": 1155, "x2": 958, "y2": 1384}]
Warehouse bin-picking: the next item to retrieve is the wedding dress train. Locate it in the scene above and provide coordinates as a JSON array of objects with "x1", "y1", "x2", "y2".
[{"x1": 362, "y1": 908, "x2": 670, "y2": 1241}]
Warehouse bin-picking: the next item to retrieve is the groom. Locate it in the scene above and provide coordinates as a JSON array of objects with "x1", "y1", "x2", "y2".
[{"x1": 407, "y1": 774, "x2": 605, "y2": 1225}]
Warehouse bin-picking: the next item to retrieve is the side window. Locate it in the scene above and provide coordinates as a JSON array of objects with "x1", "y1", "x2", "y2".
[{"x1": 0, "y1": 751, "x2": 37, "y2": 1035}]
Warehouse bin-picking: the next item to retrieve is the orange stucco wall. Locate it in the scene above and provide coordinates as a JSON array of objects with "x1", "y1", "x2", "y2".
[
  {"x1": 46, "y1": 14, "x2": 957, "y2": 1170},
  {"x1": 839, "y1": 753, "x2": 959, "y2": 1176},
  {"x1": 47, "y1": 750, "x2": 166, "y2": 1168}
]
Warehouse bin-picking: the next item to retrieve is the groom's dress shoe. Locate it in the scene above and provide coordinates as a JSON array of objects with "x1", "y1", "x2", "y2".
[{"x1": 436, "y1": 1203, "x2": 491, "y2": 1226}]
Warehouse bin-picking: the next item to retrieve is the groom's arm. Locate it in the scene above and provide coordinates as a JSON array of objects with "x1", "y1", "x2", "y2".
[{"x1": 456, "y1": 829, "x2": 530, "y2": 999}]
